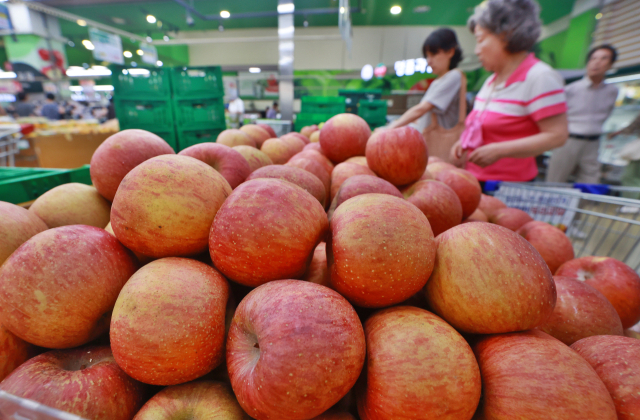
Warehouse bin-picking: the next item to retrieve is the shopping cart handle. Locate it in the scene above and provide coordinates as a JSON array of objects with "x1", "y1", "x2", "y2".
[{"x1": 573, "y1": 183, "x2": 610, "y2": 195}]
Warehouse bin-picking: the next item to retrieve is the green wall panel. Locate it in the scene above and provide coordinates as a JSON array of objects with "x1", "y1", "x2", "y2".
[{"x1": 558, "y1": 8, "x2": 598, "y2": 69}]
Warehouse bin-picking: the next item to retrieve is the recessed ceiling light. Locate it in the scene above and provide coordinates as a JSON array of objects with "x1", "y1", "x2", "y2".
[
  {"x1": 137, "y1": 49, "x2": 144, "y2": 56},
  {"x1": 595, "y1": 12, "x2": 603, "y2": 20},
  {"x1": 81, "y1": 40, "x2": 94, "y2": 50},
  {"x1": 146, "y1": 15, "x2": 156, "y2": 24},
  {"x1": 220, "y1": 10, "x2": 230, "y2": 18},
  {"x1": 77, "y1": 19, "x2": 87, "y2": 26},
  {"x1": 390, "y1": 5, "x2": 402, "y2": 15},
  {"x1": 156, "y1": 60, "x2": 163, "y2": 67},
  {"x1": 249, "y1": 67, "x2": 261, "y2": 73},
  {"x1": 413, "y1": 5, "x2": 430, "y2": 13},
  {"x1": 123, "y1": 51, "x2": 132, "y2": 58}
]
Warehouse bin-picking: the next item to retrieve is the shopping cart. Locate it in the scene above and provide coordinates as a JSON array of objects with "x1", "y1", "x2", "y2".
[{"x1": 489, "y1": 182, "x2": 640, "y2": 273}]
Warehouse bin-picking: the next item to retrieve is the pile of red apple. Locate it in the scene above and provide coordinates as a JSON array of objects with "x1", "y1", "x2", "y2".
[{"x1": 2, "y1": 113, "x2": 640, "y2": 420}]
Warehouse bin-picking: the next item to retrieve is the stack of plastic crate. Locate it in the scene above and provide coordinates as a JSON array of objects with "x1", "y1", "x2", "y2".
[{"x1": 295, "y1": 96, "x2": 346, "y2": 132}]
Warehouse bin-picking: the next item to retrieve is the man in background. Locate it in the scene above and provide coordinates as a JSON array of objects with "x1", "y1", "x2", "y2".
[
  {"x1": 40, "y1": 93, "x2": 62, "y2": 120},
  {"x1": 13, "y1": 92, "x2": 36, "y2": 118},
  {"x1": 228, "y1": 94, "x2": 245, "y2": 128},
  {"x1": 266, "y1": 101, "x2": 279, "y2": 119},
  {"x1": 546, "y1": 45, "x2": 619, "y2": 183}
]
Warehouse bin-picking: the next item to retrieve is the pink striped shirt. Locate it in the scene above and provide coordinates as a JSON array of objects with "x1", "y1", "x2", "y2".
[{"x1": 465, "y1": 54, "x2": 567, "y2": 182}]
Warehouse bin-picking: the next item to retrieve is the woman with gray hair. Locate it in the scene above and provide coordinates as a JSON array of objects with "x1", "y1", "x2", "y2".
[{"x1": 452, "y1": 0, "x2": 569, "y2": 184}]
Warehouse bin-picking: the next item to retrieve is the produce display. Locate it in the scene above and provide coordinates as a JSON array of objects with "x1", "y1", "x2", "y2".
[
  {"x1": 11, "y1": 118, "x2": 118, "y2": 136},
  {"x1": 0, "y1": 113, "x2": 640, "y2": 419}
]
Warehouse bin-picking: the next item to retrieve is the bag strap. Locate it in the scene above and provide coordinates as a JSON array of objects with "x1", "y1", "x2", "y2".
[{"x1": 457, "y1": 69, "x2": 467, "y2": 123}]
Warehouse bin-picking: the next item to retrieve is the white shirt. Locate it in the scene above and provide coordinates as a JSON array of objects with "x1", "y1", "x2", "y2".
[
  {"x1": 566, "y1": 76, "x2": 618, "y2": 136},
  {"x1": 228, "y1": 98, "x2": 245, "y2": 115},
  {"x1": 414, "y1": 69, "x2": 462, "y2": 131}
]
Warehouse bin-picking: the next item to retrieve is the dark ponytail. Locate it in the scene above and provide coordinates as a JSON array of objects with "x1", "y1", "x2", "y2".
[{"x1": 423, "y1": 28, "x2": 463, "y2": 70}]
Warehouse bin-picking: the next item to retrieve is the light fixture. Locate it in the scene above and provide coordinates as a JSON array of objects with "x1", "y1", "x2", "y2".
[
  {"x1": 220, "y1": 10, "x2": 230, "y2": 18},
  {"x1": 361, "y1": 64, "x2": 373, "y2": 81},
  {"x1": 69, "y1": 86, "x2": 83, "y2": 92},
  {"x1": 146, "y1": 14, "x2": 156, "y2": 23},
  {"x1": 123, "y1": 50, "x2": 133, "y2": 58},
  {"x1": 157, "y1": 60, "x2": 163, "y2": 67},
  {"x1": 595, "y1": 12, "x2": 603, "y2": 20},
  {"x1": 77, "y1": 19, "x2": 87, "y2": 26},
  {"x1": 68, "y1": 41, "x2": 75, "y2": 47},
  {"x1": 390, "y1": 5, "x2": 402, "y2": 14},
  {"x1": 65, "y1": 66, "x2": 112, "y2": 77},
  {"x1": 146, "y1": 36, "x2": 153, "y2": 43},
  {"x1": 163, "y1": 35, "x2": 170, "y2": 41},
  {"x1": 249, "y1": 67, "x2": 261, "y2": 73},
  {"x1": 128, "y1": 68, "x2": 150, "y2": 76},
  {"x1": 137, "y1": 49, "x2": 144, "y2": 56},
  {"x1": 82, "y1": 40, "x2": 95, "y2": 50},
  {"x1": 0, "y1": 71, "x2": 17, "y2": 79},
  {"x1": 277, "y1": 3, "x2": 295, "y2": 14},
  {"x1": 606, "y1": 74, "x2": 640, "y2": 84},
  {"x1": 93, "y1": 85, "x2": 115, "y2": 91},
  {"x1": 340, "y1": 6, "x2": 345, "y2": 13}
]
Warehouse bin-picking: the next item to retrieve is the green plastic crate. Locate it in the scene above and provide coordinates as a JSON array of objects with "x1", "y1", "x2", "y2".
[
  {"x1": 339, "y1": 89, "x2": 382, "y2": 114},
  {"x1": 173, "y1": 97, "x2": 226, "y2": 131},
  {"x1": 110, "y1": 66, "x2": 172, "y2": 100},
  {"x1": 170, "y1": 66, "x2": 224, "y2": 100},
  {"x1": 294, "y1": 113, "x2": 335, "y2": 132},
  {"x1": 301, "y1": 96, "x2": 346, "y2": 115},
  {"x1": 114, "y1": 99, "x2": 175, "y2": 132},
  {"x1": 358, "y1": 99, "x2": 388, "y2": 124},
  {"x1": 0, "y1": 166, "x2": 91, "y2": 205},
  {"x1": 177, "y1": 128, "x2": 224, "y2": 150},
  {"x1": 116, "y1": 123, "x2": 178, "y2": 152}
]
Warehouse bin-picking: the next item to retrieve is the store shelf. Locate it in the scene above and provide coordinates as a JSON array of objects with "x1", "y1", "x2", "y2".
[
  {"x1": 169, "y1": 66, "x2": 223, "y2": 100},
  {"x1": 177, "y1": 128, "x2": 224, "y2": 150},
  {"x1": 0, "y1": 165, "x2": 91, "y2": 205}
]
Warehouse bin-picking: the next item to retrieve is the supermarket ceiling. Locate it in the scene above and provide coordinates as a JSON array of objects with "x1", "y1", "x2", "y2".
[{"x1": 39, "y1": 0, "x2": 576, "y2": 38}]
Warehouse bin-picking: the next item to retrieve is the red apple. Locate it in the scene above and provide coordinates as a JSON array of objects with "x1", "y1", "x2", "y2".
[
  {"x1": 572, "y1": 335, "x2": 640, "y2": 420},
  {"x1": 210, "y1": 179, "x2": 328, "y2": 287},
  {"x1": 257, "y1": 124, "x2": 277, "y2": 138},
  {"x1": 312, "y1": 411, "x2": 355, "y2": 420},
  {"x1": 330, "y1": 162, "x2": 376, "y2": 201},
  {"x1": 302, "y1": 242, "x2": 330, "y2": 287},
  {"x1": 428, "y1": 156, "x2": 443, "y2": 164},
  {"x1": 240, "y1": 124, "x2": 271, "y2": 148},
  {"x1": 233, "y1": 145, "x2": 273, "y2": 172},
  {"x1": 0, "y1": 201, "x2": 47, "y2": 265},
  {"x1": 280, "y1": 135, "x2": 307, "y2": 153},
  {"x1": 29, "y1": 183, "x2": 110, "y2": 228},
  {"x1": 133, "y1": 380, "x2": 249, "y2": 420},
  {"x1": 517, "y1": 221, "x2": 575, "y2": 273},
  {"x1": 261, "y1": 138, "x2": 298, "y2": 164},
  {"x1": 467, "y1": 208, "x2": 488, "y2": 222},
  {"x1": 227, "y1": 280, "x2": 365, "y2": 420},
  {"x1": 345, "y1": 156, "x2": 368, "y2": 167},
  {"x1": 289, "y1": 150, "x2": 335, "y2": 175},
  {"x1": 365, "y1": 126, "x2": 428, "y2": 186},
  {"x1": 426, "y1": 223, "x2": 556, "y2": 334},
  {"x1": 310, "y1": 131, "x2": 320, "y2": 143},
  {"x1": 0, "y1": 325, "x2": 34, "y2": 381},
  {"x1": 300, "y1": 125, "x2": 319, "y2": 139},
  {"x1": 329, "y1": 194, "x2": 436, "y2": 307},
  {"x1": 478, "y1": 194, "x2": 507, "y2": 219},
  {"x1": 556, "y1": 257, "x2": 640, "y2": 328},
  {"x1": 90, "y1": 129, "x2": 175, "y2": 201},
  {"x1": 217, "y1": 129, "x2": 257, "y2": 148},
  {"x1": 426, "y1": 161, "x2": 456, "y2": 176},
  {"x1": 111, "y1": 155, "x2": 232, "y2": 258},
  {"x1": 417, "y1": 168, "x2": 434, "y2": 181},
  {"x1": 489, "y1": 207, "x2": 534, "y2": 231},
  {"x1": 303, "y1": 142, "x2": 325, "y2": 154},
  {"x1": 179, "y1": 142, "x2": 251, "y2": 189},
  {"x1": 538, "y1": 276, "x2": 623, "y2": 345},
  {"x1": 473, "y1": 330, "x2": 616, "y2": 419},
  {"x1": 320, "y1": 114, "x2": 371, "y2": 163},
  {"x1": 0, "y1": 346, "x2": 147, "y2": 420},
  {"x1": 403, "y1": 180, "x2": 463, "y2": 237},
  {"x1": 104, "y1": 221, "x2": 153, "y2": 265},
  {"x1": 111, "y1": 258, "x2": 228, "y2": 385},
  {"x1": 357, "y1": 306, "x2": 481, "y2": 420},
  {"x1": 435, "y1": 168, "x2": 481, "y2": 219},
  {"x1": 283, "y1": 132, "x2": 310, "y2": 145},
  {"x1": 0, "y1": 225, "x2": 137, "y2": 348},
  {"x1": 286, "y1": 157, "x2": 332, "y2": 198},
  {"x1": 247, "y1": 165, "x2": 327, "y2": 207},
  {"x1": 328, "y1": 175, "x2": 402, "y2": 218}
]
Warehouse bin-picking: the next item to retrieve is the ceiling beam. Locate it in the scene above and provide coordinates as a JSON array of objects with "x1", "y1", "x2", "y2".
[
  {"x1": 9, "y1": 0, "x2": 147, "y2": 43},
  {"x1": 151, "y1": 34, "x2": 342, "y2": 45}
]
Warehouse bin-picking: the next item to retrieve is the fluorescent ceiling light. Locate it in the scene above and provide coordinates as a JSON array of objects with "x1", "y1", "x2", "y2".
[
  {"x1": 340, "y1": 6, "x2": 345, "y2": 13},
  {"x1": 123, "y1": 51, "x2": 133, "y2": 58},
  {"x1": 390, "y1": 5, "x2": 402, "y2": 14},
  {"x1": 277, "y1": 3, "x2": 295, "y2": 14},
  {"x1": 137, "y1": 49, "x2": 144, "y2": 56},
  {"x1": 220, "y1": 10, "x2": 230, "y2": 18},
  {"x1": 606, "y1": 74, "x2": 640, "y2": 84},
  {"x1": 93, "y1": 85, "x2": 114, "y2": 91},
  {"x1": 0, "y1": 71, "x2": 17, "y2": 79},
  {"x1": 66, "y1": 66, "x2": 112, "y2": 77},
  {"x1": 146, "y1": 15, "x2": 156, "y2": 23},
  {"x1": 77, "y1": 19, "x2": 87, "y2": 26},
  {"x1": 249, "y1": 67, "x2": 261, "y2": 73},
  {"x1": 69, "y1": 86, "x2": 83, "y2": 92},
  {"x1": 82, "y1": 40, "x2": 95, "y2": 50},
  {"x1": 128, "y1": 69, "x2": 150, "y2": 76},
  {"x1": 156, "y1": 60, "x2": 163, "y2": 67}
]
